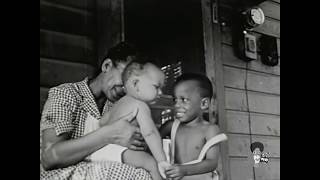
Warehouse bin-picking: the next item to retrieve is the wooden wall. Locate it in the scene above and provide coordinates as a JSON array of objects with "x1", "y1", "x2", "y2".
[
  {"x1": 219, "y1": 1, "x2": 280, "y2": 180},
  {"x1": 40, "y1": 0, "x2": 97, "y2": 113}
]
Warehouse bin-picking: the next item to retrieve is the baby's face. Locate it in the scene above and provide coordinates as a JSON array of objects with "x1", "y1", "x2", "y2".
[
  {"x1": 173, "y1": 80, "x2": 203, "y2": 123},
  {"x1": 135, "y1": 64, "x2": 165, "y2": 103}
]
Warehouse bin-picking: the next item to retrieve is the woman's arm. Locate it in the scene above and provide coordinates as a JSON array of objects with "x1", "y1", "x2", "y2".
[
  {"x1": 41, "y1": 112, "x2": 143, "y2": 170},
  {"x1": 159, "y1": 119, "x2": 174, "y2": 138}
]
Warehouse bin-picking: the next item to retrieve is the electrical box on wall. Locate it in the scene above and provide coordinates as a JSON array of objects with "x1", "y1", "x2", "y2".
[
  {"x1": 234, "y1": 31, "x2": 258, "y2": 62},
  {"x1": 244, "y1": 32, "x2": 257, "y2": 60},
  {"x1": 260, "y1": 35, "x2": 279, "y2": 66}
]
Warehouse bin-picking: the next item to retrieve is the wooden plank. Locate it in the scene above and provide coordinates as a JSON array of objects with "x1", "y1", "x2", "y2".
[
  {"x1": 42, "y1": 0, "x2": 95, "y2": 11},
  {"x1": 254, "y1": 17, "x2": 280, "y2": 38},
  {"x1": 225, "y1": 88, "x2": 248, "y2": 111},
  {"x1": 251, "y1": 135, "x2": 280, "y2": 158},
  {"x1": 40, "y1": 1, "x2": 94, "y2": 36},
  {"x1": 221, "y1": 28, "x2": 280, "y2": 75},
  {"x1": 96, "y1": 0, "x2": 123, "y2": 63},
  {"x1": 229, "y1": 157, "x2": 254, "y2": 180},
  {"x1": 247, "y1": 70, "x2": 280, "y2": 94},
  {"x1": 277, "y1": 38, "x2": 280, "y2": 56},
  {"x1": 250, "y1": 113, "x2": 280, "y2": 136},
  {"x1": 40, "y1": 58, "x2": 96, "y2": 87},
  {"x1": 271, "y1": 0, "x2": 280, "y2": 4},
  {"x1": 202, "y1": 1, "x2": 230, "y2": 179},
  {"x1": 223, "y1": 66, "x2": 246, "y2": 89},
  {"x1": 40, "y1": 29, "x2": 95, "y2": 65},
  {"x1": 40, "y1": 87, "x2": 49, "y2": 113},
  {"x1": 228, "y1": 134, "x2": 251, "y2": 157},
  {"x1": 222, "y1": 44, "x2": 246, "y2": 68},
  {"x1": 259, "y1": 1, "x2": 280, "y2": 20},
  {"x1": 226, "y1": 111, "x2": 250, "y2": 134},
  {"x1": 248, "y1": 91, "x2": 280, "y2": 115},
  {"x1": 254, "y1": 158, "x2": 280, "y2": 180},
  {"x1": 247, "y1": 56, "x2": 280, "y2": 76}
]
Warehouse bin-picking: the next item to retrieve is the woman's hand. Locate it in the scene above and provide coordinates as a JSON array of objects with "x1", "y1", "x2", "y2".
[
  {"x1": 108, "y1": 111, "x2": 146, "y2": 151},
  {"x1": 165, "y1": 164, "x2": 186, "y2": 180}
]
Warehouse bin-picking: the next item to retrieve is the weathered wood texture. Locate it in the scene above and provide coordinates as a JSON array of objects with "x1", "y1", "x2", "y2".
[
  {"x1": 40, "y1": 58, "x2": 96, "y2": 88},
  {"x1": 40, "y1": 0, "x2": 94, "y2": 36},
  {"x1": 40, "y1": 29, "x2": 95, "y2": 65},
  {"x1": 41, "y1": 0, "x2": 95, "y2": 11},
  {"x1": 40, "y1": 87, "x2": 49, "y2": 113},
  {"x1": 220, "y1": 1, "x2": 280, "y2": 179},
  {"x1": 229, "y1": 157, "x2": 254, "y2": 180},
  {"x1": 202, "y1": 0, "x2": 230, "y2": 179},
  {"x1": 254, "y1": 158, "x2": 280, "y2": 180},
  {"x1": 40, "y1": 0, "x2": 97, "y2": 110}
]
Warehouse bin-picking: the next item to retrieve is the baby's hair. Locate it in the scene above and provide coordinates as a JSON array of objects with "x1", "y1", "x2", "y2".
[
  {"x1": 250, "y1": 142, "x2": 264, "y2": 152},
  {"x1": 175, "y1": 73, "x2": 214, "y2": 99},
  {"x1": 122, "y1": 61, "x2": 145, "y2": 85}
]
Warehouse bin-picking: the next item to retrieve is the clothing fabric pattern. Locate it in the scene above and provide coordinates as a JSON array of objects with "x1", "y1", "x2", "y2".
[{"x1": 40, "y1": 78, "x2": 152, "y2": 180}]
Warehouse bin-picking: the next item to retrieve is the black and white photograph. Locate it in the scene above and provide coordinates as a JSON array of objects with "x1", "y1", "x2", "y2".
[{"x1": 40, "y1": 0, "x2": 280, "y2": 179}]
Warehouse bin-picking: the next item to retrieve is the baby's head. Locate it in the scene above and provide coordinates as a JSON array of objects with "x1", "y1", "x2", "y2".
[
  {"x1": 122, "y1": 61, "x2": 165, "y2": 103},
  {"x1": 173, "y1": 73, "x2": 214, "y2": 123}
]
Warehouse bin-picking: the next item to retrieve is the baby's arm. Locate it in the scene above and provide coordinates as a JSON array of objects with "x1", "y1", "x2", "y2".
[
  {"x1": 166, "y1": 125, "x2": 220, "y2": 178},
  {"x1": 135, "y1": 101, "x2": 167, "y2": 162},
  {"x1": 135, "y1": 101, "x2": 170, "y2": 177}
]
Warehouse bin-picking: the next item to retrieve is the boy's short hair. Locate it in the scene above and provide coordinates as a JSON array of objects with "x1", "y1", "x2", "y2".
[
  {"x1": 175, "y1": 73, "x2": 214, "y2": 99},
  {"x1": 250, "y1": 142, "x2": 264, "y2": 152}
]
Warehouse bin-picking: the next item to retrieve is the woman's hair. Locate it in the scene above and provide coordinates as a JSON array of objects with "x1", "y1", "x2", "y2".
[{"x1": 94, "y1": 42, "x2": 137, "y2": 77}]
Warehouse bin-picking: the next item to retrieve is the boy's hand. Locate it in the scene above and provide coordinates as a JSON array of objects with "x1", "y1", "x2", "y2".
[
  {"x1": 165, "y1": 164, "x2": 186, "y2": 180},
  {"x1": 158, "y1": 161, "x2": 171, "y2": 179}
]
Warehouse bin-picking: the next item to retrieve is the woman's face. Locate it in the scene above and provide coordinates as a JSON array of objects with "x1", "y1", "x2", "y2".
[{"x1": 102, "y1": 61, "x2": 130, "y2": 102}]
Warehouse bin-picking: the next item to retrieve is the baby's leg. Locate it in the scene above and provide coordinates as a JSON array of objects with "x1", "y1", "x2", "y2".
[{"x1": 122, "y1": 149, "x2": 163, "y2": 180}]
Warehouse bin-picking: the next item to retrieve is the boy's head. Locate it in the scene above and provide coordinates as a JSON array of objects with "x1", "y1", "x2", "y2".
[
  {"x1": 173, "y1": 73, "x2": 214, "y2": 123},
  {"x1": 122, "y1": 62, "x2": 165, "y2": 104}
]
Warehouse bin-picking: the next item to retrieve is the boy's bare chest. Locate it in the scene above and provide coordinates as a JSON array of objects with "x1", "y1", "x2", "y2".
[{"x1": 174, "y1": 126, "x2": 206, "y2": 164}]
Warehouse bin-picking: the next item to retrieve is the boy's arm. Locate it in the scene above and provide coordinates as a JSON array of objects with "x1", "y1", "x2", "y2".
[
  {"x1": 166, "y1": 125, "x2": 220, "y2": 178},
  {"x1": 159, "y1": 120, "x2": 174, "y2": 138},
  {"x1": 135, "y1": 101, "x2": 167, "y2": 163}
]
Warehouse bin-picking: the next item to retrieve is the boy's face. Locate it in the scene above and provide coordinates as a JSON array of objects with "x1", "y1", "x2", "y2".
[
  {"x1": 135, "y1": 64, "x2": 165, "y2": 103},
  {"x1": 173, "y1": 80, "x2": 204, "y2": 123}
]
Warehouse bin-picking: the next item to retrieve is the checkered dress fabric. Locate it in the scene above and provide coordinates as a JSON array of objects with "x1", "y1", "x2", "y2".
[{"x1": 40, "y1": 78, "x2": 152, "y2": 180}]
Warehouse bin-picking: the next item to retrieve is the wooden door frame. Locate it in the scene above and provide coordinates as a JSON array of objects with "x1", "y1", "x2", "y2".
[{"x1": 201, "y1": 0, "x2": 231, "y2": 179}]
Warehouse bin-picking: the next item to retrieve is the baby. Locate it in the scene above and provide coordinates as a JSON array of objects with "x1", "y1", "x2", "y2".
[{"x1": 91, "y1": 62, "x2": 170, "y2": 180}]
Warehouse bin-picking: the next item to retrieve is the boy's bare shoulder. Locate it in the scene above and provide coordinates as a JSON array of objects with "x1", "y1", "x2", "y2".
[{"x1": 203, "y1": 122, "x2": 220, "y2": 139}]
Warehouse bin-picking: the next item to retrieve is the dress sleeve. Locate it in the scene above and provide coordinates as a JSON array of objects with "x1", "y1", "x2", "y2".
[{"x1": 40, "y1": 87, "x2": 77, "y2": 136}]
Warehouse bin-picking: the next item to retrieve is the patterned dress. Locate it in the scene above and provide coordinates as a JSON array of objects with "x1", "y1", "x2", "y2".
[{"x1": 40, "y1": 78, "x2": 152, "y2": 180}]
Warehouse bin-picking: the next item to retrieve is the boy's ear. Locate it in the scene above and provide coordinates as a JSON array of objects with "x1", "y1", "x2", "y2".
[
  {"x1": 200, "y1": 97, "x2": 210, "y2": 110},
  {"x1": 101, "y1": 59, "x2": 113, "y2": 73}
]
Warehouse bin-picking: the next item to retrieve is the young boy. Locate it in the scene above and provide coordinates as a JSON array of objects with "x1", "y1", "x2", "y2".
[
  {"x1": 87, "y1": 62, "x2": 170, "y2": 180},
  {"x1": 160, "y1": 73, "x2": 227, "y2": 180}
]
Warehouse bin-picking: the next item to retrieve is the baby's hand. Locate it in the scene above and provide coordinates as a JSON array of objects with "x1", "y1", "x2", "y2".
[{"x1": 158, "y1": 161, "x2": 171, "y2": 179}]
